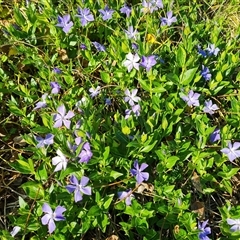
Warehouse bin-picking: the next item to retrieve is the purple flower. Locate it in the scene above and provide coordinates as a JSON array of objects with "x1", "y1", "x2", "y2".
[
  {"x1": 130, "y1": 160, "x2": 149, "y2": 184},
  {"x1": 181, "y1": 90, "x2": 200, "y2": 107},
  {"x1": 53, "y1": 105, "x2": 75, "y2": 129},
  {"x1": 52, "y1": 149, "x2": 68, "y2": 172},
  {"x1": 160, "y1": 11, "x2": 177, "y2": 26},
  {"x1": 50, "y1": 81, "x2": 61, "y2": 94},
  {"x1": 125, "y1": 104, "x2": 141, "y2": 119},
  {"x1": 227, "y1": 218, "x2": 240, "y2": 232},
  {"x1": 98, "y1": 6, "x2": 114, "y2": 21},
  {"x1": 201, "y1": 65, "x2": 211, "y2": 81},
  {"x1": 41, "y1": 203, "x2": 66, "y2": 234},
  {"x1": 206, "y1": 44, "x2": 220, "y2": 56},
  {"x1": 210, "y1": 128, "x2": 220, "y2": 143},
  {"x1": 33, "y1": 93, "x2": 48, "y2": 110},
  {"x1": 120, "y1": 4, "x2": 132, "y2": 17},
  {"x1": 35, "y1": 134, "x2": 54, "y2": 148},
  {"x1": 89, "y1": 86, "x2": 101, "y2": 98},
  {"x1": 140, "y1": 55, "x2": 157, "y2": 71},
  {"x1": 197, "y1": 45, "x2": 207, "y2": 57},
  {"x1": 221, "y1": 142, "x2": 240, "y2": 162},
  {"x1": 124, "y1": 26, "x2": 138, "y2": 40},
  {"x1": 92, "y1": 41, "x2": 106, "y2": 52},
  {"x1": 80, "y1": 43, "x2": 87, "y2": 50},
  {"x1": 79, "y1": 142, "x2": 93, "y2": 163},
  {"x1": 53, "y1": 67, "x2": 62, "y2": 74},
  {"x1": 132, "y1": 43, "x2": 138, "y2": 50},
  {"x1": 118, "y1": 189, "x2": 134, "y2": 205},
  {"x1": 124, "y1": 89, "x2": 141, "y2": 106},
  {"x1": 203, "y1": 100, "x2": 219, "y2": 115},
  {"x1": 66, "y1": 175, "x2": 91, "y2": 202},
  {"x1": 142, "y1": 0, "x2": 157, "y2": 13},
  {"x1": 105, "y1": 98, "x2": 111, "y2": 105},
  {"x1": 76, "y1": 7, "x2": 94, "y2": 26},
  {"x1": 123, "y1": 53, "x2": 140, "y2": 72},
  {"x1": 153, "y1": 0, "x2": 163, "y2": 9},
  {"x1": 198, "y1": 220, "x2": 211, "y2": 240},
  {"x1": 56, "y1": 14, "x2": 73, "y2": 33}
]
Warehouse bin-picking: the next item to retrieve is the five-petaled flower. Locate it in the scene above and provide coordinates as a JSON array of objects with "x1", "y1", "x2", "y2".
[
  {"x1": 76, "y1": 7, "x2": 94, "y2": 26},
  {"x1": 41, "y1": 203, "x2": 66, "y2": 234},
  {"x1": 123, "y1": 53, "x2": 140, "y2": 72},
  {"x1": 125, "y1": 104, "x2": 141, "y2": 119},
  {"x1": 227, "y1": 218, "x2": 240, "y2": 232},
  {"x1": 203, "y1": 100, "x2": 219, "y2": 115},
  {"x1": 89, "y1": 86, "x2": 101, "y2": 98},
  {"x1": 50, "y1": 81, "x2": 61, "y2": 94},
  {"x1": 124, "y1": 26, "x2": 138, "y2": 40},
  {"x1": 35, "y1": 134, "x2": 54, "y2": 148},
  {"x1": 181, "y1": 90, "x2": 200, "y2": 107},
  {"x1": 124, "y1": 89, "x2": 141, "y2": 106},
  {"x1": 201, "y1": 65, "x2": 211, "y2": 81},
  {"x1": 160, "y1": 11, "x2": 177, "y2": 26},
  {"x1": 56, "y1": 14, "x2": 73, "y2": 33},
  {"x1": 120, "y1": 4, "x2": 132, "y2": 17},
  {"x1": 53, "y1": 105, "x2": 75, "y2": 129},
  {"x1": 210, "y1": 128, "x2": 221, "y2": 143},
  {"x1": 118, "y1": 189, "x2": 134, "y2": 205},
  {"x1": 92, "y1": 41, "x2": 106, "y2": 52},
  {"x1": 79, "y1": 142, "x2": 93, "y2": 163},
  {"x1": 198, "y1": 220, "x2": 211, "y2": 240},
  {"x1": 206, "y1": 44, "x2": 220, "y2": 56},
  {"x1": 130, "y1": 160, "x2": 149, "y2": 184},
  {"x1": 140, "y1": 55, "x2": 157, "y2": 72},
  {"x1": 52, "y1": 149, "x2": 68, "y2": 172},
  {"x1": 221, "y1": 142, "x2": 240, "y2": 162},
  {"x1": 66, "y1": 175, "x2": 92, "y2": 202},
  {"x1": 99, "y1": 6, "x2": 114, "y2": 21}
]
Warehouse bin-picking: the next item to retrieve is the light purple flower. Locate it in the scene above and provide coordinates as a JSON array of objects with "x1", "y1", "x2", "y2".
[
  {"x1": 79, "y1": 142, "x2": 93, "y2": 163},
  {"x1": 124, "y1": 89, "x2": 141, "y2": 106},
  {"x1": 142, "y1": 0, "x2": 157, "y2": 13},
  {"x1": 153, "y1": 0, "x2": 163, "y2": 9},
  {"x1": 35, "y1": 134, "x2": 54, "y2": 148},
  {"x1": 76, "y1": 7, "x2": 94, "y2": 26},
  {"x1": 221, "y1": 142, "x2": 240, "y2": 162},
  {"x1": 227, "y1": 218, "x2": 240, "y2": 232},
  {"x1": 197, "y1": 45, "x2": 207, "y2": 57},
  {"x1": 206, "y1": 44, "x2": 220, "y2": 56},
  {"x1": 160, "y1": 11, "x2": 177, "y2": 26},
  {"x1": 10, "y1": 226, "x2": 21, "y2": 237},
  {"x1": 33, "y1": 93, "x2": 48, "y2": 110},
  {"x1": 125, "y1": 104, "x2": 141, "y2": 119},
  {"x1": 80, "y1": 43, "x2": 87, "y2": 50},
  {"x1": 105, "y1": 98, "x2": 111, "y2": 105},
  {"x1": 50, "y1": 81, "x2": 61, "y2": 94},
  {"x1": 53, "y1": 67, "x2": 62, "y2": 74},
  {"x1": 140, "y1": 55, "x2": 157, "y2": 71},
  {"x1": 120, "y1": 4, "x2": 132, "y2": 17},
  {"x1": 52, "y1": 149, "x2": 68, "y2": 172},
  {"x1": 181, "y1": 90, "x2": 200, "y2": 107},
  {"x1": 92, "y1": 41, "x2": 106, "y2": 52},
  {"x1": 98, "y1": 6, "x2": 114, "y2": 21},
  {"x1": 203, "y1": 100, "x2": 219, "y2": 115},
  {"x1": 123, "y1": 53, "x2": 140, "y2": 72},
  {"x1": 118, "y1": 189, "x2": 134, "y2": 205},
  {"x1": 124, "y1": 26, "x2": 138, "y2": 40},
  {"x1": 89, "y1": 86, "x2": 101, "y2": 98},
  {"x1": 210, "y1": 128, "x2": 220, "y2": 143},
  {"x1": 53, "y1": 105, "x2": 75, "y2": 129},
  {"x1": 132, "y1": 43, "x2": 138, "y2": 50},
  {"x1": 130, "y1": 160, "x2": 149, "y2": 184},
  {"x1": 201, "y1": 65, "x2": 211, "y2": 81},
  {"x1": 66, "y1": 175, "x2": 91, "y2": 202},
  {"x1": 41, "y1": 203, "x2": 66, "y2": 234},
  {"x1": 198, "y1": 220, "x2": 211, "y2": 240},
  {"x1": 56, "y1": 14, "x2": 73, "y2": 33}
]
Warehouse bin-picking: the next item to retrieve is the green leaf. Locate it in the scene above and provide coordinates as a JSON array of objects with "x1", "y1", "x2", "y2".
[
  {"x1": 140, "y1": 140, "x2": 157, "y2": 153},
  {"x1": 100, "y1": 71, "x2": 111, "y2": 84},
  {"x1": 88, "y1": 205, "x2": 101, "y2": 216},
  {"x1": 19, "y1": 196, "x2": 28, "y2": 209},
  {"x1": 21, "y1": 181, "x2": 44, "y2": 199},
  {"x1": 166, "y1": 156, "x2": 179, "y2": 169},
  {"x1": 10, "y1": 159, "x2": 35, "y2": 174},
  {"x1": 102, "y1": 194, "x2": 114, "y2": 210},
  {"x1": 35, "y1": 163, "x2": 48, "y2": 181},
  {"x1": 110, "y1": 170, "x2": 123, "y2": 179},
  {"x1": 176, "y1": 46, "x2": 186, "y2": 67},
  {"x1": 181, "y1": 68, "x2": 198, "y2": 85}
]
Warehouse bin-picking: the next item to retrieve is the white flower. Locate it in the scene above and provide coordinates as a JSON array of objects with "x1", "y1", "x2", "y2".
[
  {"x1": 123, "y1": 53, "x2": 140, "y2": 72},
  {"x1": 10, "y1": 226, "x2": 21, "y2": 237},
  {"x1": 52, "y1": 149, "x2": 68, "y2": 172}
]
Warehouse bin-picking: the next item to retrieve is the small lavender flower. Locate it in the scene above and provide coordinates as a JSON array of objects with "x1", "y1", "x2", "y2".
[
  {"x1": 123, "y1": 53, "x2": 140, "y2": 72},
  {"x1": 98, "y1": 6, "x2": 114, "y2": 21},
  {"x1": 33, "y1": 93, "x2": 48, "y2": 110},
  {"x1": 125, "y1": 104, "x2": 141, "y2": 119},
  {"x1": 210, "y1": 128, "x2": 220, "y2": 143},
  {"x1": 66, "y1": 175, "x2": 92, "y2": 202},
  {"x1": 130, "y1": 160, "x2": 149, "y2": 184},
  {"x1": 118, "y1": 189, "x2": 134, "y2": 205},
  {"x1": 52, "y1": 149, "x2": 68, "y2": 172},
  {"x1": 201, "y1": 65, "x2": 211, "y2": 81},
  {"x1": 35, "y1": 134, "x2": 54, "y2": 148},
  {"x1": 56, "y1": 14, "x2": 73, "y2": 33},
  {"x1": 124, "y1": 26, "x2": 138, "y2": 40},
  {"x1": 80, "y1": 43, "x2": 87, "y2": 50},
  {"x1": 41, "y1": 203, "x2": 66, "y2": 234},
  {"x1": 89, "y1": 86, "x2": 101, "y2": 98},
  {"x1": 53, "y1": 67, "x2": 62, "y2": 74},
  {"x1": 92, "y1": 41, "x2": 106, "y2": 52},
  {"x1": 140, "y1": 55, "x2": 157, "y2": 71},
  {"x1": 53, "y1": 105, "x2": 75, "y2": 129},
  {"x1": 203, "y1": 100, "x2": 219, "y2": 115},
  {"x1": 75, "y1": 7, "x2": 94, "y2": 26},
  {"x1": 198, "y1": 220, "x2": 211, "y2": 240},
  {"x1": 124, "y1": 89, "x2": 141, "y2": 106},
  {"x1": 10, "y1": 226, "x2": 21, "y2": 237},
  {"x1": 221, "y1": 142, "x2": 240, "y2": 162},
  {"x1": 227, "y1": 218, "x2": 240, "y2": 232},
  {"x1": 142, "y1": 0, "x2": 157, "y2": 13},
  {"x1": 50, "y1": 81, "x2": 61, "y2": 94},
  {"x1": 79, "y1": 142, "x2": 93, "y2": 163},
  {"x1": 197, "y1": 45, "x2": 207, "y2": 57},
  {"x1": 153, "y1": 0, "x2": 163, "y2": 9},
  {"x1": 160, "y1": 11, "x2": 177, "y2": 26},
  {"x1": 120, "y1": 4, "x2": 132, "y2": 17},
  {"x1": 132, "y1": 43, "x2": 138, "y2": 50},
  {"x1": 181, "y1": 90, "x2": 200, "y2": 107},
  {"x1": 206, "y1": 44, "x2": 220, "y2": 56},
  {"x1": 105, "y1": 98, "x2": 111, "y2": 105}
]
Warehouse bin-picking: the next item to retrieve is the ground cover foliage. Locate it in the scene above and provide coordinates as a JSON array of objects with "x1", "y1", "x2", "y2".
[{"x1": 0, "y1": 0, "x2": 240, "y2": 239}]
